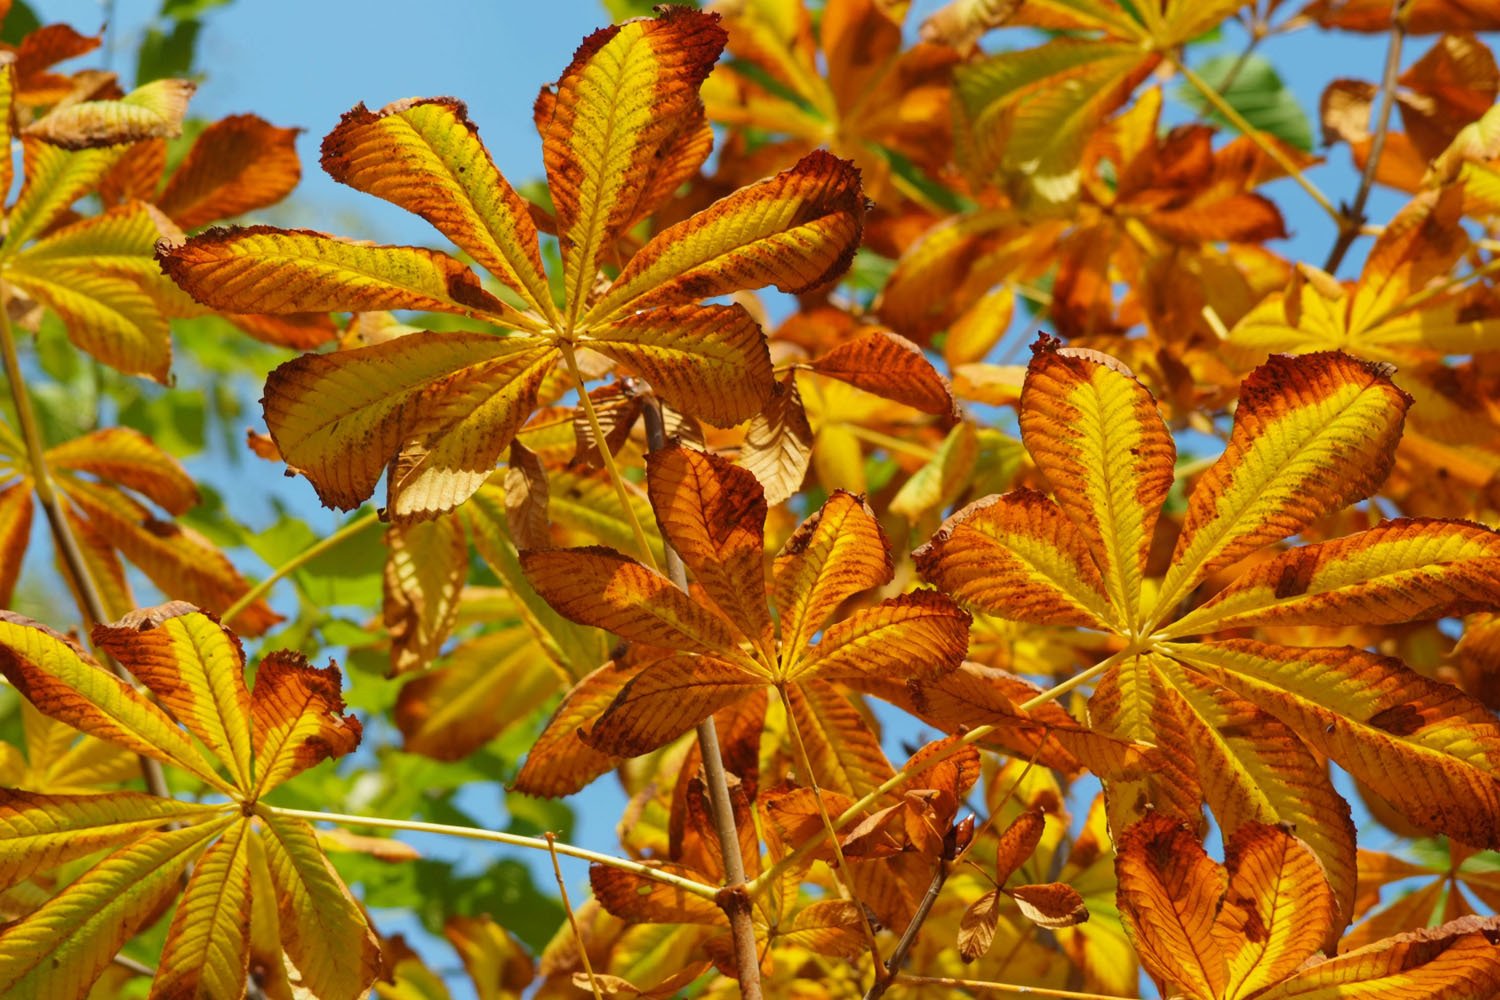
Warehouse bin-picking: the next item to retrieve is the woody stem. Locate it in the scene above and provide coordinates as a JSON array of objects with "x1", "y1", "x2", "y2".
[
  {"x1": 0, "y1": 279, "x2": 170, "y2": 801},
  {"x1": 1323, "y1": 0, "x2": 1408, "y2": 273},
  {"x1": 640, "y1": 397, "x2": 764, "y2": 1000},
  {"x1": 562, "y1": 344, "x2": 659, "y2": 573}
]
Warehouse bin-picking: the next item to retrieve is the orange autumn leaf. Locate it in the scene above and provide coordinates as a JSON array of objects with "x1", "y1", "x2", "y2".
[
  {"x1": 515, "y1": 445, "x2": 968, "y2": 796},
  {"x1": 1117, "y1": 814, "x2": 1500, "y2": 999},
  {"x1": 0, "y1": 603, "x2": 378, "y2": 1000},
  {"x1": 159, "y1": 8, "x2": 865, "y2": 522},
  {"x1": 917, "y1": 338, "x2": 1500, "y2": 943}
]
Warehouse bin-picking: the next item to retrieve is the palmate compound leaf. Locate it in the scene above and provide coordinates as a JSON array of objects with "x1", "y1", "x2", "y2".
[
  {"x1": 916, "y1": 337, "x2": 1500, "y2": 942},
  {"x1": 0, "y1": 603, "x2": 379, "y2": 1000},
  {"x1": 512, "y1": 445, "x2": 972, "y2": 797},
  {"x1": 1116, "y1": 815, "x2": 1500, "y2": 1000},
  {"x1": 0, "y1": 49, "x2": 239, "y2": 381},
  {"x1": 158, "y1": 8, "x2": 865, "y2": 522},
  {"x1": 0, "y1": 421, "x2": 279, "y2": 634}
]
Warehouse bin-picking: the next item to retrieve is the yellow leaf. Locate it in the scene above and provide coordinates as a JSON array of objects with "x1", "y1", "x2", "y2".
[
  {"x1": 0, "y1": 483, "x2": 33, "y2": 608},
  {"x1": 249, "y1": 651, "x2": 363, "y2": 797},
  {"x1": 784, "y1": 678, "x2": 894, "y2": 799},
  {"x1": 1172, "y1": 639, "x2": 1500, "y2": 849},
  {"x1": 256, "y1": 813, "x2": 382, "y2": 1000},
  {"x1": 1214, "y1": 821, "x2": 1336, "y2": 999},
  {"x1": 93, "y1": 604, "x2": 255, "y2": 790},
  {"x1": 520, "y1": 546, "x2": 747, "y2": 661},
  {"x1": 261, "y1": 332, "x2": 558, "y2": 516},
  {"x1": 26, "y1": 78, "x2": 195, "y2": 149},
  {"x1": 588, "y1": 863, "x2": 725, "y2": 927},
  {"x1": 585, "y1": 304, "x2": 773, "y2": 427},
  {"x1": 1169, "y1": 518, "x2": 1500, "y2": 635},
  {"x1": 157, "y1": 226, "x2": 512, "y2": 318},
  {"x1": 915, "y1": 489, "x2": 1118, "y2": 629},
  {"x1": 0, "y1": 788, "x2": 225, "y2": 891},
  {"x1": 1152, "y1": 657, "x2": 1356, "y2": 943},
  {"x1": 645, "y1": 446, "x2": 774, "y2": 652},
  {"x1": 537, "y1": 8, "x2": 725, "y2": 326},
  {"x1": 1115, "y1": 814, "x2": 1230, "y2": 1000},
  {"x1": 321, "y1": 98, "x2": 553, "y2": 316},
  {"x1": 1255, "y1": 915, "x2": 1500, "y2": 999},
  {"x1": 1020, "y1": 339, "x2": 1175, "y2": 631},
  {"x1": 48, "y1": 427, "x2": 198, "y2": 516},
  {"x1": 5, "y1": 268, "x2": 170, "y2": 381},
  {"x1": 152, "y1": 818, "x2": 253, "y2": 1000},
  {"x1": 59, "y1": 479, "x2": 278, "y2": 634},
  {"x1": 511, "y1": 658, "x2": 640, "y2": 797},
  {"x1": 1153, "y1": 352, "x2": 1410, "y2": 621},
  {"x1": 740, "y1": 373, "x2": 813, "y2": 507},
  {"x1": 585, "y1": 654, "x2": 763, "y2": 758},
  {"x1": 773, "y1": 490, "x2": 892, "y2": 656},
  {"x1": 0, "y1": 612, "x2": 231, "y2": 794},
  {"x1": 0, "y1": 815, "x2": 232, "y2": 1000},
  {"x1": 586, "y1": 150, "x2": 864, "y2": 322},
  {"x1": 4, "y1": 141, "x2": 126, "y2": 252},
  {"x1": 796, "y1": 590, "x2": 969, "y2": 684},
  {"x1": 395, "y1": 624, "x2": 559, "y2": 761},
  {"x1": 383, "y1": 514, "x2": 469, "y2": 675},
  {"x1": 444, "y1": 915, "x2": 535, "y2": 1000}
]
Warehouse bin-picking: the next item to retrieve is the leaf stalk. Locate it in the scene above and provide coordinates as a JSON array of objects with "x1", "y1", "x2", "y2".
[
  {"x1": 1170, "y1": 53, "x2": 1338, "y2": 222},
  {"x1": 1323, "y1": 0, "x2": 1409, "y2": 273},
  {"x1": 220, "y1": 507, "x2": 381, "y2": 627},
  {"x1": 262, "y1": 805, "x2": 719, "y2": 899},
  {"x1": 561, "y1": 344, "x2": 660, "y2": 573}
]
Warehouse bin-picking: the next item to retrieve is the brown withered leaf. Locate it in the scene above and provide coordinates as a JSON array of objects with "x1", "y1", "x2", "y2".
[
  {"x1": 1009, "y1": 882, "x2": 1089, "y2": 929},
  {"x1": 807, "y1": 329, "x2": 957, "y2": 417},
  {"x1": 503, "y1": 441, "x2": 550, "y2": 551},
  {"x1": 738, "y1": 373, "x2": 813, "y2": 506},
  {"x1": 958, "y1": 890, "x2": 1003, "y2": 962}
]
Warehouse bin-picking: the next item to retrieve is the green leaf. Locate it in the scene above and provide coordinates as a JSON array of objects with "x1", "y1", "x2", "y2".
[
  {"x1": 1177, "y1": 53, "x2": 1314, "y2": 152},
  {"x1": 136, "y1": 21, "x2": 201, "y2": 86},
  {"x1": 0, "y1": 2, "x2": 40, "y2": 46}
]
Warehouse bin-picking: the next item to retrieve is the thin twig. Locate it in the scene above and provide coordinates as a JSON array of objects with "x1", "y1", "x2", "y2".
[
  {"x1": 865, "y1": 853, "x2": 950, "y2": 1000},
  {"x1": 263, "y1": 806, "x2": 720, "y2": 898},
  {"x1": 546, "y1": 832, "x2": 604, "y2": 1000},
  {"x1": 894, "y1": 975, "x2": 1127, "y2": 999},
  {"x1": 1323, "y1": 0, "x2": 1408, "y2": 273},
  {"x1": 1191, "y1": 14, "x2": 1268, "y2": 124},
  {"x1": 640, "y1": 397, "x2": 764, "y2": 1000},
  {"x1": 1170, "y1": 53, "x2": 1339, "y2": 222},
  {"x1": 220, "y1": 508, "x2": 380, "y2": 626},
  {"x1": 0, "y1": 282, "x2": 170, "y2": 801}
]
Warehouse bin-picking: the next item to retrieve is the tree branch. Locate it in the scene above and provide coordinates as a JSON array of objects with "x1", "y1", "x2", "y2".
[
  {"x1": 1323, "y1": 0, "x2": 1409, "y2": 273},
  {"x1": 0, "y1": 281, "x2": 170, "y2": 801},
  {"x1": 640, "y1": 395, "x2": 765, "y2": 1000}
]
